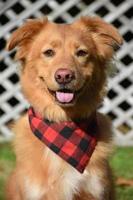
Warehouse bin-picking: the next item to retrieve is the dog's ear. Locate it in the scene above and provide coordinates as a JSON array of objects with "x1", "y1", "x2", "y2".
[
  {"x1": 7, "y1": 18, "x2": 47, "y2": 50},
  {"x1": 77, "y1": 17, "x2": 123, "y2": 60},
  {"x1": 6, "y1": 18, "x2": 48, "y2": 61}
]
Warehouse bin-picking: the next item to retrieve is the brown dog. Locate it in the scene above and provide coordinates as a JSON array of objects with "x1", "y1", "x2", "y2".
[{"x1": 6, "y1": 16, "x2": 122, "y2": 200}]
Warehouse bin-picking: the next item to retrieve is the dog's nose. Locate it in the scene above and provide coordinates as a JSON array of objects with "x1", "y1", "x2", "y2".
[{"x1": 55, "y1": 68, "x2": 75, "y2": 84}]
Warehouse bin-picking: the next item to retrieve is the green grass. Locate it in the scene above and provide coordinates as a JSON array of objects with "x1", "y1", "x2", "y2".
[
  {"x1": 0, "y1": 143, "x2": 15, "y2": 200},
  {"x1": 111, "y1": 147, "x2": 133, "y2": 200},
  {"x1": 0, "y1": 143, "x2": 133, "y2": 200}
]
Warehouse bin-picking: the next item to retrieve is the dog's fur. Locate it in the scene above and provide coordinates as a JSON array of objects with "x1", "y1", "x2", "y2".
[{"x1": 6, "y1": 17, "x2": 122, "y2": 200}]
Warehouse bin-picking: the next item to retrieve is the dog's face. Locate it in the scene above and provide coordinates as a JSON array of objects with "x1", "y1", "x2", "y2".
[
  {"x1": 26, "y1": 22, "x2": 96, "y2": 107},
  {"x1": 7, "y1": 17, "x2": 122, "y2": 118}
]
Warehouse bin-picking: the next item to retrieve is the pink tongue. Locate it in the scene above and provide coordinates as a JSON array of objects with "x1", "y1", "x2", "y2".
[{"x1": 56, "y1": 91, "x2": 74, "y2": 103}]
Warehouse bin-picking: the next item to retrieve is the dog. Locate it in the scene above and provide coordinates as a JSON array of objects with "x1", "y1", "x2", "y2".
[{"x1": 6, "y1": 16, "x2": 122, "y2": 200}]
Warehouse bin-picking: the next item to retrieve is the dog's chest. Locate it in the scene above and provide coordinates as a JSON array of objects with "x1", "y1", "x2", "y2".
[
  {"x1": 24, "y1": 148, "x2": 105, "y2": 200},
  {"x1": 24, "y1": 149, "x2": 85, "y2": 200},
  {"x1": 44, "y1": 149, "x2": 85, "y2": 199}
]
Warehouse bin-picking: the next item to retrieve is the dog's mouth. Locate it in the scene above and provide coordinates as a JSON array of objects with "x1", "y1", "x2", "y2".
[
  {"x1": 39, "y1": 76, "x2": 83, "y2": 106},
  {"x1": 48, "y1": 88, "x2": 81, "y2": 106}
]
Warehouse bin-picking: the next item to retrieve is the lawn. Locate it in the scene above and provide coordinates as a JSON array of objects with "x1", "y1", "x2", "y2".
[
  {"x1": 0, "y1": 143, "x2": 133, "y2": 200},
  {"x1": 0, "y1": 143, "x2": 15, "y2": 199}
]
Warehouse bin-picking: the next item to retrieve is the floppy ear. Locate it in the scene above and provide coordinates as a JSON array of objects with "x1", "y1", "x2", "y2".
[
  {"x1": 7, "y1": 18, "x2": 48, "y2": 61},
  {"x1": 79, "y1": 17, "x2": 123, "y2": 60}
]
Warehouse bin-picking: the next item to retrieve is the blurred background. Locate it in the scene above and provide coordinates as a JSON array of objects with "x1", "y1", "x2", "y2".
[{"x1": 0, "y1": 0, "x2": 133, "y2": 199}]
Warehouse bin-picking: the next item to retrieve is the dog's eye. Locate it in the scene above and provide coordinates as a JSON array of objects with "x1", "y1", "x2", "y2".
[
  {"x1": 76, "y1": 50, "x2": 88, "y2": 57},
  {"x1": 43, "y1": 49, "x2": 55, "y2": 57}
]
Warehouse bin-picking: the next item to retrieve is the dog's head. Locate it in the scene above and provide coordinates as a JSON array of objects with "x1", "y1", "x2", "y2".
[{"x1": 7, "y1": 17, "x2": 122, "y2": 120}]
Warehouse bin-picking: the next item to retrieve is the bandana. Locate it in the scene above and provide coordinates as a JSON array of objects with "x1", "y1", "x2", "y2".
[{"x1": 28, "y1": 107, "x2": 98, "y2": 173}]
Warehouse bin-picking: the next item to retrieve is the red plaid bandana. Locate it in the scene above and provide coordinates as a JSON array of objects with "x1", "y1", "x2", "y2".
[{"x1": 28, "y1": 107, "x2": 97, "y2": 173}]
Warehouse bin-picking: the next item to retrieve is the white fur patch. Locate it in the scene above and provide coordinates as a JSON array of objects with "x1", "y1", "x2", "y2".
[
  {"x1": 62, "y1": 169, "x2": 84, "y2": 200},
  {"x1": 44, "y1": 148, "x2": 85, "y2": 200},
  {"x1": 24, "y1": 177, "x2": 45, "y2": 200},
  {"x1": 85, "y1": 171, "x2": 104, "y2": 199}
]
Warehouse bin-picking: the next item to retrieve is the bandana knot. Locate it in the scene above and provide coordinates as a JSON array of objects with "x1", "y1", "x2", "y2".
[{"x1": 28, "y1": 107, "x2": 98, "y2": 173}]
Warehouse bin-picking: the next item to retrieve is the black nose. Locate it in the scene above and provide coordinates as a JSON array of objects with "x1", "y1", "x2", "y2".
[{"x1": 55, "y1": 68, "x2": 75, "y2": 84}]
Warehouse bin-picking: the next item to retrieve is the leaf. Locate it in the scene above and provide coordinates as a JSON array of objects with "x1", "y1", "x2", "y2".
[{"x1": 116, "y1": 177, "x2": 133, "y2": 187}]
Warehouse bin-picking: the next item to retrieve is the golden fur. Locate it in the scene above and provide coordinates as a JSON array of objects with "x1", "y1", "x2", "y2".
[{"x1": 6, "y1": 16, "x2": 122, "y2": 200}]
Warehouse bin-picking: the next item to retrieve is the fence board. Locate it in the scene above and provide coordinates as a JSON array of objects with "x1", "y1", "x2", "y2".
[{"x1": 0, "y1": 0, "x2": 133, "y2": 145}]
